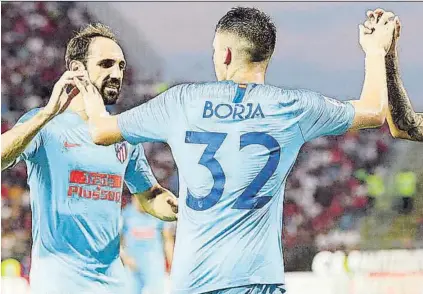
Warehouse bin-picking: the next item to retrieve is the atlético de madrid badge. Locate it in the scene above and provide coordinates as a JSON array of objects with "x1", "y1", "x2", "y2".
[{"x1": 114, "y1": 142, "x2": 128, "y2": 163}]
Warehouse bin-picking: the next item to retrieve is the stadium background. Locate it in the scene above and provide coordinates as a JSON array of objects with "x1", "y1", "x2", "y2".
[{"x1": 1, "y1": 2, "x2": 422, "y2": 294}]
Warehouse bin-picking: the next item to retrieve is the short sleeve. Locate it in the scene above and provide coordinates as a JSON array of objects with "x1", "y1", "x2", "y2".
[
  {"x1": 117, "y1": 84, "x2": 185, "y2": 144},
  {"x1": 12, "y1": 108, "x2": 44, "y2": 165},
  {"x1": 297, "y1": 90, "x2": 355, "y2": 142},
  {"x1": 124, "y1": 144, "x2": 157, "y2": 194}
]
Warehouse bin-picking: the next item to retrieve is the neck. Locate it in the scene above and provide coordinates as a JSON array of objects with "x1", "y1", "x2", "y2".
[
  {"x1": 68, "y1": 95, "x2": 88, "y2": 121},
  {"x1": 226, "y1": 62, "x2": 266, "y2": 84}
]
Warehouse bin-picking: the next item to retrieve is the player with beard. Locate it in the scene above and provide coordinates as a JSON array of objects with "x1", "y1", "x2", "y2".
[{"x1": 1, "y1": 23, "x2": 178, "y2": 294}]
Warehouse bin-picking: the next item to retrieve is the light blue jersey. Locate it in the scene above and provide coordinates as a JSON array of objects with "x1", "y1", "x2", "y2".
[
  {"x1": 121, "y1": 203, "x2": 167, "y2": 294},
  {"x1": 14, "y1": 109, "x2": 157, "y2": 294},
  {"x1": 118, "y1": 81, "x2": 355, "y2": 294}
]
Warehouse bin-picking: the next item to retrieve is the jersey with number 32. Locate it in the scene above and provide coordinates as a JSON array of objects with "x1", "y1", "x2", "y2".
[{"x1": 118, "y1": 81, "x2": 355, "y2": 294}]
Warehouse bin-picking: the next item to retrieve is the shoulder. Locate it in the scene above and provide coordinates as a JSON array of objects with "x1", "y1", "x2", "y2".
[
  {"x1": 281, "y1": 88, "x2": 327, "y2": 109},
  {"x1": 172, "y1": 81, "x2": 235, "y2": 96},
  {"x1": 255, "y1": 85, "x2": 321, "y2": 108}
]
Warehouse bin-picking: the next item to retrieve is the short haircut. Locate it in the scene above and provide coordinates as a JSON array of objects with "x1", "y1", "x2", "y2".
[
  {"x1": 65, "y1": 23, "x2": 117, "y2": 69},
  {"x1": 216, "y1": 7, "x2": 276, "y2": 62}
]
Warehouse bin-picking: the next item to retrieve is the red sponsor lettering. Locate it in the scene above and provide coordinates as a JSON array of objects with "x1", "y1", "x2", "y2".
[
  {"x1": 70, "y1": 170, "x2": 86, "y2": 184},
  {"x1": 92, "y1": 188, "x2": 100, "y2": 200},
  {"x1": 111, "y1": 175, "x2": 122, "y2": 188},
  {"x1": 67, "y1": 186, "x2": 78, "y2": 197},
  {"x1": 69, "y1": 170, "x2": 122, "y2": 188},
  {"x1": 67, "y1": 185, "x2": 121, "y2": 203},
  {"x1": 83, "y1": 190, "x2": 92, "y2": 199},
  {"x1": 107, "y1": 191, "x2": 115, "y2": 201},
  {"x1": 115, "y1": 192, "x2": 121, "y2": 203},
  {"x1": 100, "y1": 190, "x2": 108, "y2": 200}
]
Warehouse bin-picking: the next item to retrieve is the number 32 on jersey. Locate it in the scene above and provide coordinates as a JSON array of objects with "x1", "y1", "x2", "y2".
[{"x1": 185, "y1": 131, "x2": 281, "y2": 211}]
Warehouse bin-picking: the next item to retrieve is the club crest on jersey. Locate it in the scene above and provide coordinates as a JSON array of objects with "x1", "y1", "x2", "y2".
[{"x1": 114, "y1": 142, "x2": 128, "y2": 163}]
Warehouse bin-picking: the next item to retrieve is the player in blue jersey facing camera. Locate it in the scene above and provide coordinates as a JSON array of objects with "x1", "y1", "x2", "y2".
[
  {"x1": 80, "y1": 7, "x2": 396, "y2": 294},
  {"x1": 1, "y1": 23, "x2": 177, "y2": 294}
]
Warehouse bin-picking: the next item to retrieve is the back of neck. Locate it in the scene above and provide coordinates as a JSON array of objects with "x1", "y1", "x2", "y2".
[{"x1": 226, "y1": 65, "x2": 266, "y2": 85}]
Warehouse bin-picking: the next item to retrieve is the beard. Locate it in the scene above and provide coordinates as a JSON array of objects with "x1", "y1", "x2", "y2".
[{"x1": 98, "y1": 79, "x2": 121, "y2": 105}]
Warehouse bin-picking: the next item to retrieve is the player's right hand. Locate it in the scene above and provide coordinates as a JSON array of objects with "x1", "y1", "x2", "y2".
[
  {"x1": 73, "y1": 75, "x2": 108, "y2": 118},
  {"x1": 364, "y1": 9, "x2": 401, "y2": 57},
  {"x1": 359, "y1": 9, "x2": 396, "y2": 56},
  {"x1": 43, "y1": 71, "x2": 87, "y2": 117}
]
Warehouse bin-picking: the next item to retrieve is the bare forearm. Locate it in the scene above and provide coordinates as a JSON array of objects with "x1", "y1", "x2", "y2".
[
  {"x1": 88, "y1": 115, "x2": 122, "y2": 146},
  {"x1": 1, "y1": 110, "x2": 52, "y2": 170},
  {"x1": 349, "y1": 53, "x2": 388, "y2": 130},
  {"x1": 386, "y1": 55, "x2": 423, "y2": 141}
]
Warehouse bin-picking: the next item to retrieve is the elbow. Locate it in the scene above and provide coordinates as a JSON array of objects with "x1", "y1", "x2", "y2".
[
  {"x1": 390, "y1": 131, "x2": 403, "y2": 139},
  {"x1": 370, "y1": 113, "x2": 386, "y2": 128},
  {"x1": 92, "y1": 134, "x2": 110, "y2": 146},
  {"x1": 373, "y1": 103, "x2": 388, "y2": 127},
  {"x1": 368, "y1": 95, "x2": 388, "y2": 127},
  {"x1": 389, "y1": 128, "x2": 409, "y2": 139},
  {"x1": 375, "y1": 115, "x2": 386, "y2": 127},
  {"x1": 89, "y1": 127, "x2": 110, "y2": 146},
  {"x1": 388, "y1": 126, "x2": 401, "y2": 138},
  {"x1": 87, "y1": 116, "x2": 121, "y2": 146}
]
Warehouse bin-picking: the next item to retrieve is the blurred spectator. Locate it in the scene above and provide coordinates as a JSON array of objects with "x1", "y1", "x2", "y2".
[{"x1": 393, "y1": 170, "x2": 416, "y2": 214}]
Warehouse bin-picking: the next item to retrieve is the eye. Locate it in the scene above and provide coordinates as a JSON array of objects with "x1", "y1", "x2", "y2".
[{"x1": 98, "y1": 59, "x2": 115, "y2": 68}]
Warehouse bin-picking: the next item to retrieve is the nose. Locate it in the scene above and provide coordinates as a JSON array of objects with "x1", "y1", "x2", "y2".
[{"x1": 110, "y1": 64, "x2": 123, "y2": 81}]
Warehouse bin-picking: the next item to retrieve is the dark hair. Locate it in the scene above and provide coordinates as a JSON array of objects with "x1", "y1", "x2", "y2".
[
  {"x1": 216, "y1": 7, "x2": 276, "y2": 62},
  {"x1": 65, "y1": 23, "x2": 117, "y2": 69}
]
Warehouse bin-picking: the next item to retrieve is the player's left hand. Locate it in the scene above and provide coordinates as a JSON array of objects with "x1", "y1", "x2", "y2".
[
  {"x1": 166, "y1": 194, "x2": 179, "y2": 215},
  {"x1": 143, "y1": 185, "x2": 178, "y2": 221},
  {"x1": 157, "y1": 186, "x2": 178, "y2": 220},
  {"x1": 364, "y1": 9, "x2": 401, "y2": 57},
  {"x1": 73, "y1": 76, "x2": 108, "y2": 118}
]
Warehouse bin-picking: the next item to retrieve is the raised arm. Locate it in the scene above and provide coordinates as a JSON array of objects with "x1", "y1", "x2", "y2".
[
  {"x1": 362, "y1": 9, "x2": 423, "y2": 141},
  {"x1": 346, "y1": 10, "x2": 396, "y2": 131},
  {"x1": 1, "y1": 71, "x2": 84, "y2": 170},
  {"x1": 386, "y1": 55, "x2": 423, "y2": 141},
  {"x1": 76, "y1": 77, "x2": 182, "y2": 146},
  {"x1": 383, "y1": 14, "x2": 423, "y2": 141}
]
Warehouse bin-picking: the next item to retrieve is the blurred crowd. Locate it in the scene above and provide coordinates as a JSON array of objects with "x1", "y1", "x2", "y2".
[{"x1": 1, "y1": 1, "x2": 420, "y2": 278}]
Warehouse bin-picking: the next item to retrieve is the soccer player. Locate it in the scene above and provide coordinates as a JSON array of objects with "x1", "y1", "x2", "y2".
[
  {"x1": 80, "y1": 8, "x2": 396, "y2": 294},
  {"x1": 365, "y1": 9, "x2": 423, "y2": 142},
  {"x1": 1, "y1": 24, "x2": 177, "y2": 294},
  {"x1": 121, "y1": 196, "x2": 175, "y2": 294}
]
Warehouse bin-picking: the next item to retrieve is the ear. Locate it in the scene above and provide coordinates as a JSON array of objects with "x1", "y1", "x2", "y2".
[
  {"x1": 224, "y1": 48, "x2": 232, "y2": 66},
  {"x1": 69, "y1": 60, "x2": 86, "y2": 71}
]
